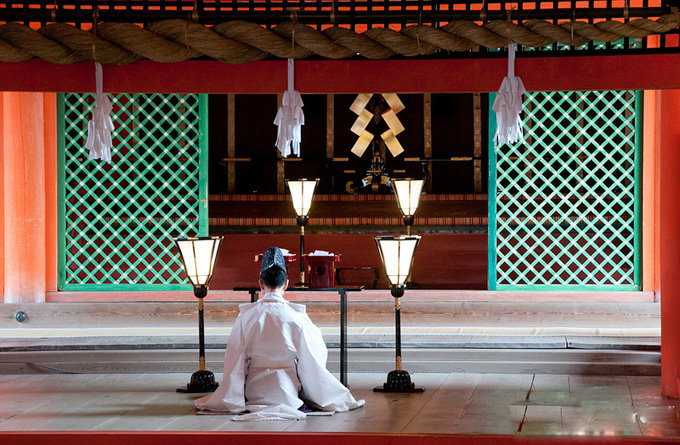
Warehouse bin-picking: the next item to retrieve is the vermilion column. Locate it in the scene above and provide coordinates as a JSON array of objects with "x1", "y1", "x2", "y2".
[
  {"x1": 642, "y1": 91, "x2": 657, "y2": 292},
  {"x1": 658, "y1": 89, "x2": 680, "y2": 397},
  {"x1": 1, "y1": 92, "x2": 47, "y2": 303},
  {"x1": 44, "y1": 93, "x2": 57, "y2": 293},
  {"x1": 0, "y1": 95, "x2": 4, "y2": 301}
]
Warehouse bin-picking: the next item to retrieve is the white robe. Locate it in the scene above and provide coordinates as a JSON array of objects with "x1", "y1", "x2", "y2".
[{"x1": 195, "y1": 292, "x2": 365, "y2": 419}]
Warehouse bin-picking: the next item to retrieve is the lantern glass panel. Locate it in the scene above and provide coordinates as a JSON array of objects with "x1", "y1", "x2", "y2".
[
  {"x1": 176, "y1": 237, "x2": 222, "y2": 287},
  {"x1": 287, "y1": 179, "x2": 318, "y2": 217},
  {"x1": 393, "y1": 179, "x2": 424, "y2": 217},
  {"x1": 376, "y1": 236, "x2": 420, "y2": 287}
]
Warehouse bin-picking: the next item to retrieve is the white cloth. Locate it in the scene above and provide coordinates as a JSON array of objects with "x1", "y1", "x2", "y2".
[
  {"x1": 274, "y1": 58, "x2": 304, "y2": 157},
  {"x1": 198, "y1": 403, "x2": 306, "y2": 421},
  {"x1": 86, "y1": 62, "x2": 114, "y2": 163},
  {"x1": 492, "y1": 44, "x2": 526, "y2": 149},
  {"x1": 309, "y1": 250, "x2": 332, "y2": 256},
  {"x1": 194, "y1": 292, "x2": 365, "y2": 420}
]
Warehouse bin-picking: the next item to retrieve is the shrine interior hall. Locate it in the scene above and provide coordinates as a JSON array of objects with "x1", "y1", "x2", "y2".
[{"x1": 5, "y1": 0, "x2": 680, "y2": 444}]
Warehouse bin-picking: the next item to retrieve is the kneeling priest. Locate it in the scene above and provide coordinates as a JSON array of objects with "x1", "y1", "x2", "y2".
[{"x1": 195, "y1": 246, "x2": 365, "y2": 420}]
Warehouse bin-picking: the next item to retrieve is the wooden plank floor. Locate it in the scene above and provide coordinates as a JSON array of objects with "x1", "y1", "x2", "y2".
[
  {"x1": 0, "y1": 346, "x2": 661, "y2": 376},
  {"x1": 1, "y1": 372, "x2": 679, "y2": 437}
]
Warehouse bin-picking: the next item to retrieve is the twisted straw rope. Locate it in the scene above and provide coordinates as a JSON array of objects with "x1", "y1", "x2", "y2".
[{"x1": 0, "y1": 13, "x2": 678, "y2": 64}]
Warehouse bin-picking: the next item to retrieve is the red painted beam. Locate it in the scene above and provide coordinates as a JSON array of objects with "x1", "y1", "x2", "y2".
[{"x1": 2, "y1": 54, "x2": 680, "y2": 93}]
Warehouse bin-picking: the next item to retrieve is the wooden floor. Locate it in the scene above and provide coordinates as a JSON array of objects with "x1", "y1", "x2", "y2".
[
  {"x1": 1, "y1": 371, "x2": 679, "y2": 438},
  {"x1": 0, "y1": 296, "x2": 667, "y2": 443}
]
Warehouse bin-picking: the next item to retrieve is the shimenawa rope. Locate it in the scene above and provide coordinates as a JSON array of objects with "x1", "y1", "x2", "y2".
[{"x1": 0, "y1": 12, "x2": 678, "y2": 64}]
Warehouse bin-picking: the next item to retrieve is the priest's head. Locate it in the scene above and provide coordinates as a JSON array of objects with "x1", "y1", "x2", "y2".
[{"x1": 259, "y1": 246, "x2": 289, "y2": 293}]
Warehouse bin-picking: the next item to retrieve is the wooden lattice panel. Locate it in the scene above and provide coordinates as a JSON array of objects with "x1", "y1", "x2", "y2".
[
  {"x1": 58, "y1": 93, "x2": 208, "y2": 290},
  {"x1": 489, "y1": 90, "x2": 640, "y2": 290}
]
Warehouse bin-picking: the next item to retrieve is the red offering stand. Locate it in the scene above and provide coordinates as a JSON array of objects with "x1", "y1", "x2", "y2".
[{"x1": 303, "y1": 254, "x2": 341, "y2": 288}]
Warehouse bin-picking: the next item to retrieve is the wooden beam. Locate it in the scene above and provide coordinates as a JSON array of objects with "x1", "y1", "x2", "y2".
[
  {"x1": 4, "y1": 55, "x2": 680, "y2": 93},
  {"x1": 326, "y1": 94, "x2": 334, "y2": 159},
  {"x1": 208, "y1": 199, "x2": 488, "y2": 218},
  {"x1": 227, "y1": 94, "x2": 236, "y2": 193},
  {"x1": 473, "y1": 93, "x2": 482, "y2": 193},
  {"x1": 423, "y1": 93, "x2": 433, "y2": 194}
]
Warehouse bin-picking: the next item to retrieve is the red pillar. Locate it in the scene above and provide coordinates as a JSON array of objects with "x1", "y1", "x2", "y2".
[
  {"x1": 642, "y1": 90, "x2": 657, "y2": 292},
  {"x1": 44, "y1": 93, "x2": 57, "y2": 293},
  {"x1": 1, "y1": 92, "x2": 47, "y2": 303},
  {"x1": 0, "y1": 93, "x2": 4, "y2": 301},
  {"x1": 658, "y1": 89, "x2": 680, "y2": 397}
]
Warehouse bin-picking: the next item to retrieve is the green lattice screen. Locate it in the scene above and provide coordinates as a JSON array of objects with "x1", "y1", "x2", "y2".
[
  {"x1": 488, "y1": 90, "x2": 641, "y2": 290},
  {"x1": 58, "y1": 93, "x2": 208, "y2": 291}
]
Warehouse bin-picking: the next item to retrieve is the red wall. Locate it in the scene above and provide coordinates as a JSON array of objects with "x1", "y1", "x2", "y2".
[{"x1": 210, "y1": 233, "x2": 488, "y2": 290}]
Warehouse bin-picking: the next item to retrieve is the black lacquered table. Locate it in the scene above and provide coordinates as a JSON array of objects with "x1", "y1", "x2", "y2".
[{"x1": 233, "y1": 286, "x2": 363, "y2": 387}]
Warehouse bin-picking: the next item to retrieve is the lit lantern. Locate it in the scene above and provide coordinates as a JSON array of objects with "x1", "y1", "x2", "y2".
[
  {"x1": 286, "y1": 179, "x2": 319, "y2": 285},
  {"x1": 175, "y1": 236, "x2": 223, "y2": 393},
  {"x1": 176, "y1": 237, "x2": 223, "y2": 292},
  {"x1": 375, "y1": 235, "x2": 420, "y2": 287},
  {"x1": 392, "y1": 178, "x2": 424, "y2": 235},
  {"x1": 374, "y1": 235, "x2": 424, "y2": 393},
  {"x1": 287, "y1": 179, "x2": 318, "y2": 220}
]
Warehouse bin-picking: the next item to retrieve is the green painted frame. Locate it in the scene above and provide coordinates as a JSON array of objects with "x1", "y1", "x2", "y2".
[
  {"x1": 488, "y1": 90, "x2": 642, "y2": 291},
  {"x1": 57, "y1": 93, "x2": 209, "y2": 291}
]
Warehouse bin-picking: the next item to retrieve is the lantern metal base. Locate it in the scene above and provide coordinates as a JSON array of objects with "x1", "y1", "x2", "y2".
[
  {"x1": 296, "y1": 216, "x2": 309, "y2": 227},
  {"x1": 176, "y1": 370, "x2": 219, "y2": 393},
  {"x1": 373, "y1": 369, "x2": 425, "y2": 393}
]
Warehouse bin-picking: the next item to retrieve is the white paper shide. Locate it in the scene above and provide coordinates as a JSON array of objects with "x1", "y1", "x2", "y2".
[
  {"x1": 274, "y1": 58, "x2": 304, "y2": 157},
  {"x1": 492, "y1": 44, "x2": 526, "y2": 150},
  {"x1": 86, "y1": 62, "x2": 114, "y2": 163}
]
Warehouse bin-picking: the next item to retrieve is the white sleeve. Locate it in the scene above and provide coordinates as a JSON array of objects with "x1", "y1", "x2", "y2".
[
  {"x1": 194, "y1": 317, "x2": 248, "y2": 413},
  {"x1": 296, "y1": 314, "x2": 364, "y2": 412}
]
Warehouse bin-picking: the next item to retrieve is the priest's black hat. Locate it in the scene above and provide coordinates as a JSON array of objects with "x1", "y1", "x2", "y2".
[{"x1": 260, "y1": 246, "x2": 287, "y2": 278}]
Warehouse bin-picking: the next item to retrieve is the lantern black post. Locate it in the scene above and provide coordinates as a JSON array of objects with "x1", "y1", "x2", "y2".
[
  {"x1": 393, "y1": 285, "x2": 403, "y2": 367},
  {"x1": 374, "y1": 284, "x2": 423, "y2": 393},
  {"x1": 177, "y1": 284, "x2": 219, "y2": 393},
  {"x1": 403, "y1": 216, "x2": 414, "y2": 235},
  {"x1": 297, "y1": 215, "x2": 308, "y2": 286},
  {"x1": 196, "y1": 286, "x2": 208, "y2": 371},
  {"x1": 174, "y1": 236, "x2": 223, "y2": 394},
  {"x1": 374, "y1": 235, "x2": 424, "y2": 393}
]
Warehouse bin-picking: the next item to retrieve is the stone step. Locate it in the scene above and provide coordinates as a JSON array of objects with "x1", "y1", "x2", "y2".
[
  {"x1": 0, "y1": 334, "x2": 661, "y2": 352},
  {"x1": 0, "y1": 346, "x2": 660, "y2": 376}
]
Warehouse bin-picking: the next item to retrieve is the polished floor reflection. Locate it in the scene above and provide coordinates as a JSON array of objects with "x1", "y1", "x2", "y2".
[{"x1": 0, "y1": 372, "x2": 679, "y2": 437}]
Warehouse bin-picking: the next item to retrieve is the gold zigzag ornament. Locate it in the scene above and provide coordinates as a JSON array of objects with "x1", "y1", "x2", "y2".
[{"x1": 350, "y1": 93, "x2": 406, "y2": 158}]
